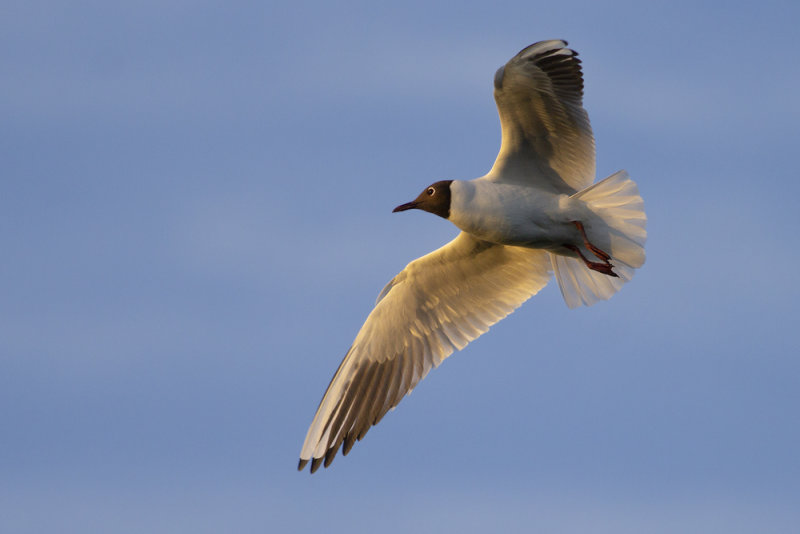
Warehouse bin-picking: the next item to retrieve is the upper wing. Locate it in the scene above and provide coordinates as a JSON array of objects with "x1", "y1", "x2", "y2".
[
  {"x1": 488, "y1": 40, "x2": 595, "y2": 194},
  {"x1": 298, "y1": 232, "x2": 552, "y2": 472}
]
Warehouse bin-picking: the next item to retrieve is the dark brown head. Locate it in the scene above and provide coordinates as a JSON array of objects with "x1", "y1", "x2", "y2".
[{"x1": 392, "y1": 180, "x2": 453, "y2": 219}]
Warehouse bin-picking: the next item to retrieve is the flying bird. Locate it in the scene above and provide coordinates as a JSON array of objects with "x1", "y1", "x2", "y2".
[{"x1": 298, "y1": 40, "x2": 646, "y2": 473}]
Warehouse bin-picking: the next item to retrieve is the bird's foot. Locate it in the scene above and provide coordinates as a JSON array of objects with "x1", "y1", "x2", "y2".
[
  {"x1": 564, "y1": 244, "x2": 618, "y2": 277},
  {"x1": 585, "y1": 260, "x2": 618, "y2": 277}
]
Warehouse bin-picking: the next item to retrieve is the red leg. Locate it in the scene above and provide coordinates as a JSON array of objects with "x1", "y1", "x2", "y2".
[
  {"x1": 564, "y1": 244, "x2": 618, "y2": 277},
  {"x1": 571, "y1": 221, "x2": 612, "y2": 262}
]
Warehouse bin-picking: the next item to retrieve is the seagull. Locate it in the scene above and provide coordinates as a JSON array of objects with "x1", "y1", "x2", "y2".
[{"x1": 298, "y1": 40, "x2": 646, "y2": 473}]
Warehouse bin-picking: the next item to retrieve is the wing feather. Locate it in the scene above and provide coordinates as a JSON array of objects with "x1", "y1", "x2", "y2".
[
  {"x1": 488, "y1": 39, "x2": 595, "y2": 193},
  {"x1": 298, "y1": 232, "x2": 552, "y2": 472}
]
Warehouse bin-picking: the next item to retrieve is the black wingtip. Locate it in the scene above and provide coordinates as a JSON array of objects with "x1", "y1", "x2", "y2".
[
  {"x1": 324, "y1": 447, "x2": 337, "y2": 468},
  {"x1": 310, "y1": 457, "x2": 323, "y2": 473},
  {"x1": 343, "y1": 433, "x2": 356, "y2": 456},
  {"x1": 297, "y1": 458, "x2": 309, "y2": 471}
]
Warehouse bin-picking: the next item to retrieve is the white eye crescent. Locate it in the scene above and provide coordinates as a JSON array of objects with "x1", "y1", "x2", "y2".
[{"x1": 427, "y1": 187, "x2": 435, "y2": 195}]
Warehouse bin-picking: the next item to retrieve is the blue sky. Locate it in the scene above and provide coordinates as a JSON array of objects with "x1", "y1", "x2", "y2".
[{"x1": 2, "y1": 1, "x2": 799, "y2": 532}]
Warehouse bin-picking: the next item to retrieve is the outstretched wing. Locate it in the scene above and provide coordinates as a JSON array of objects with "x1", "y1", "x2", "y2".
[
  {"x1": 488, "y1": 39, "x2": 595, "y2": 194},
  {"x1": 298, "y1": 232, "x2": 552, "y2": 472}
]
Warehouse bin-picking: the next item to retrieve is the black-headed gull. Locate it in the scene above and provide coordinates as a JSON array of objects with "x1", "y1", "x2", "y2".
[{"x1": 298, "y1": 40, "x2": 646, "y2": 473}]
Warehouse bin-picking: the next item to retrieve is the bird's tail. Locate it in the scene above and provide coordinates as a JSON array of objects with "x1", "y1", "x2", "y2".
[{"x1": 550, "y1": 170, "x2": 647, "y2": 308}]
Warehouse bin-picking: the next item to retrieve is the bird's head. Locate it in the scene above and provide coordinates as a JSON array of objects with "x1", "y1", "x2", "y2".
[{"x1": 392, "y1": 180, "x2": 453, "y2": 219}]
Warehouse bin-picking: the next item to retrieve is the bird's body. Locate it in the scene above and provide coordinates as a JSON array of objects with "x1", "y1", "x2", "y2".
[
  {"x1": 449, "y1": 179, "x2": 591, "y2": 253},
  {"x1": 297, "y1": 40, "x2": 647, "y2": 473}
]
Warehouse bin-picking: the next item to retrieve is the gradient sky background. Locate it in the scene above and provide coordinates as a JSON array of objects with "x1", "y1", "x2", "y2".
[{"x1": 2, "y1": 1, "x2": 799, "y2": 532}]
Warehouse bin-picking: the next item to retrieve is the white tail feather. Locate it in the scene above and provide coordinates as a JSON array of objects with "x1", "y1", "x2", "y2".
[{"x1": 551, "y1": 170, "x2": 647, "y2": 308}]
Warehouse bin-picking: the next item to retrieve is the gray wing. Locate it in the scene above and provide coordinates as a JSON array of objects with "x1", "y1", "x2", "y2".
[
  {"x1": 298, "y1": 233, "x2": 552, "y2": 473},
  {"x1": 488, "y1": 40, "x2": 595, "y2": 194}
]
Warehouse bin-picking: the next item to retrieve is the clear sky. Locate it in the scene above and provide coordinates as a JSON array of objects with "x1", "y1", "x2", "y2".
[{"x1": 2, "y1": 1, "x2": 799, "y2": 532}]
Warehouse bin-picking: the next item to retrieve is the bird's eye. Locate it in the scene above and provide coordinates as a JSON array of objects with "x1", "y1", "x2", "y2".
[{"x1": 427, "y1": 187, "x2": 435, "y2": 195}]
